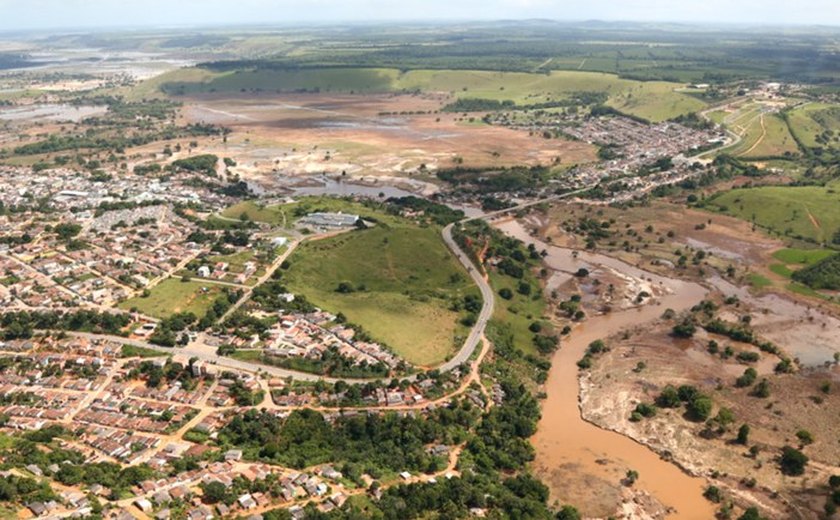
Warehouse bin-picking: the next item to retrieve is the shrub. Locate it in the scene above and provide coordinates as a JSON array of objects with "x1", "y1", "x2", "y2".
[
  {"x1": 687, "y1": 395, "x2": 713, "y2": 422},
  {"x1": 780, "y1": 446, "x2": 808, "y2": 476}
]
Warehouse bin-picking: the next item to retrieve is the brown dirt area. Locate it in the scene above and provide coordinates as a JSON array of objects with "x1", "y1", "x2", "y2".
[
  {"x1": 524, "y1": 199, "x2": 840, "y2": 518},
  {"x1": 176, "y1": 92, "x2": 597, "y2": 181},
  {"x1": 582, "y1": 315, "x2": 840, "y2": 519}
]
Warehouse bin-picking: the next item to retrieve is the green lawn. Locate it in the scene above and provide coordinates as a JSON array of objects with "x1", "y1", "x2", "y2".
[
  {"x1": 230, "y1": 350, "x2": 263, "y2": 362},
  {"x1": 704, "y1": 181, "x2": 840, "y2": 244},
  {"x1": 220, "y1": 201, "x2": 289, "y2": 226},
  {"x1": 769, "y1": 263, "x2": 794, "y2": 278},
  {"x1": 118, "y1": 278, "x2": 224, "y2": 319},
  {"x1": 120, "y1": 344, "x2": 168, "y2": 358},
  {"x1": 282, "y1": 223, "x2": 477, "y2": 366}
]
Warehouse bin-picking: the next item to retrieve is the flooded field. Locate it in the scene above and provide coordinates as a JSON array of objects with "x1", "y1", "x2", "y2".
[
  {"x1": 0, "y1": 103, "x2": 107, "y2": 122},
  {"x1": 496, "y1": 218, "x2": 716, "y2": 519},
  {"x1": 708, "y1": 275, "x2": 840, "y2": 367},
  {"x1": 181, "y1": 93, "x2": 597, "y2": 178}
]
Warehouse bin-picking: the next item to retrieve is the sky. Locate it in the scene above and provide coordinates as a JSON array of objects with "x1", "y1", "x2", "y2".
[{"x1": 1, "y1": 0, "x2": 839, "y2": 31}]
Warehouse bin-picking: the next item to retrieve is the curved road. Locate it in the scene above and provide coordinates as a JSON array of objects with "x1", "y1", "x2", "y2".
[
  {"x1": 437, "y1": 223, "x2": 495, "y2": 372},
  {"x1": 68, "y1": 220, "x2": 496, "y2": 384},
  {"x1": 68, "y1": 188, "x2": 596, "y2": 383}
]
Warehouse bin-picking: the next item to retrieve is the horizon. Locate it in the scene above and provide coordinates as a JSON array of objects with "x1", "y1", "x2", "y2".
[{"x1": 1, "y1": 0, "x2": 840, "y2": 33}]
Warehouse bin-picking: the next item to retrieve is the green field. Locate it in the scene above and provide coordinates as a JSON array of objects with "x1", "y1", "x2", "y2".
[
  {"x1": 488, "y1": 272, "x2": 546, "y2": 357},
  {"x1": 772, "y1": 248, "x2": 837, "y2": 265},
  {"x1": 786, "y1": 103, "x2": 840, "y2": 148},
  {"x1": 281, "y1": 223, "x2": 477, "y2": 366},
  {"x1": 153, "y1": 67, "x2": 704, "y2": 122},
  {"x1": 704, "y1": 181, "x2": 840, "y2": 244},
  {"x1": 119, "y1": 279, "x2": 224, "y2": 319},
  {"x1": 724, "y1": 112, "x2": 799, "y2": 158}
]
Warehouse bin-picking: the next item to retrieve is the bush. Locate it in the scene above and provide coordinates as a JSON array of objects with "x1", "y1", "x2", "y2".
[
  {"x1": 736, "y1": 367, "x2": 757, "y2": 388},
  {"x1": 656, "y1": 386, "x2": 682, "y2": 408},
  {"x1": 737, "y1": 424, "x2": 750, "y2": 445},
  {"x1": 751, "y1": 379, "x2": 771, "y2": 398},
  {"x1": 796, "y1": 429, "x2": 814, "y2": 446},
  {"x1": 687, "y1": 395, "x2": 713, "y2": 422},
  {"x1": 633, "y1": 403, "x2": 657, "y2": 419},
  {"x1": 780, "y1": 446, "x2": 808, "y2": 476}
]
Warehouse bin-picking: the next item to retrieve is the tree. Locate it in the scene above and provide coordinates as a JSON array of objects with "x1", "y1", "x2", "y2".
[
  {"x1": 687, "y1": 395, "x2": 713, "y2": 422},
  {"x1": 704, "y1": 485, "x2": 723, "y2": 503},
  {"x1": 737, "y1": 424, "x2": 750, "y2": 445},
  {"x1": 656, "y1": 386, "x2": 681, "y2": 408},
  {"x1": 736, "y1": 367, "x2": 757, "y2": 388},
  {"x1": 738, "y1": 507, "x2": 765, "y2": 520},
  {"x1": 556, "y1": 505, "x2": 581, "y2": 520},
  {"x1": 201, "y1": 481, "x2": 228, "y2": 504},
  {"x1": 672, "y1": 318, "x2": 696, "y2": 338},
  {"x1": 780, "y1": 446, "x2": 808, "y2": 476},
  {"x1": 796, "y1": 429, "x2": 814, "y2": 446},
  {"x1": 498, "y1": 288, "x2": 513, "y2": 300},
  {"x1": 751, "y1": 379, "x2": 771, "y2": 398}
]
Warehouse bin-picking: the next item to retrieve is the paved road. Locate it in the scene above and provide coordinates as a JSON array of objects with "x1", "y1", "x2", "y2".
[
  {"x1": 67, "y1": 188, "x2": 594, "y2": 383},
  {"x1": 437, "y1": 223, "x2": 494, "y2": 372},
  {"x1": 70, "y1": 331, "x2": 341, "y2": 383}
]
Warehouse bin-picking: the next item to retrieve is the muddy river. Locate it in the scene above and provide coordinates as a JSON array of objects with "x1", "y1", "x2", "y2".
[{"x1": 497, "y1": 219, "x2": 716, "y2": 519}]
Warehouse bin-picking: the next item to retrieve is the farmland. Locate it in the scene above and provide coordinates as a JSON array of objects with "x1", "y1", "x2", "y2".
[
  {"x1": 703, "y1": 181, "x2": 840, "y2": 245},
  {"x1": 785, "y1": 103, "x2": 840, "y2": 148},
  {"x1": 158, "y1": 67, "x2": 704, "y2": 122}
]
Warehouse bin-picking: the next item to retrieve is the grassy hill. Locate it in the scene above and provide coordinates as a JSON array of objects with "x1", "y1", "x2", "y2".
[
  {"x1": 786, "y1": 103, "x2": 840, "y2": 148},
  {"x1": 281, "y1": 222, "x2": 478, "y2": 367},
  {"x1": 703, "y1": 181, "x2": 840, "y2": 245},
  {"x1": 146, "y1": 67, "x2": 704, "y2": 122}
]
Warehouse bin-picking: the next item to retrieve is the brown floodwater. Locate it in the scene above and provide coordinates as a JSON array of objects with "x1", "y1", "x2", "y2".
[{"x1": 497, "y1": 219, "x2": 717, "y2": 519}]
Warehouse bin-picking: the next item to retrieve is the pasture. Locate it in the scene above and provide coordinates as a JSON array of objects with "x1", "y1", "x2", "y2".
[
  {"x1": 281, "y1": 222, "x2": 478, "y2": 366},
  {"x1": 786, "y1": 103, "x2": 840, "y2": 148},
  {"x1": 155, "y1": 67, "x2": 704, "y2": 122},
  {"x1": 704, "y1": 181, "x2": 840, "y2": 244}
]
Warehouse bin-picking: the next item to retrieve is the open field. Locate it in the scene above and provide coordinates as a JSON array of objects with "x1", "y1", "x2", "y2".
[
  {"x1": 118, "y1": 278, "x2": 224, "y2": 319},
  {"x1": 180, "y1": 91, "x2": 598, "y2": 180},
  {"x1": 786, "y1": 103, "x2": 840, "y2": 148},
  {"x1": 733, "y1": 113, "x2": 799, "y2": 158},
  {"x1": 221, "y1": 197, "x2": 399, "y2": 228},
  {"x1": 159, "y1": 68, "x2": 705, "y2": 122},
  {"x1": 715, "y1": 100, "x2": 800, "y2": 158},
  {"x1": 703, "y1": 181, "x2": 840, "y2": 244},
  {"x1": 281, "y1": 224, "x2": 477, "y2": 366},
  {"x1": 772, "y1": 247, "x2": 837, "y2": 266}
]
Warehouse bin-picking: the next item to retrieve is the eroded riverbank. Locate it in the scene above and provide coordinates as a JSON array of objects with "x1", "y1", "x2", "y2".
[{"x1": 495, "y1": 219, "x2": 716, "y2": 519}]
